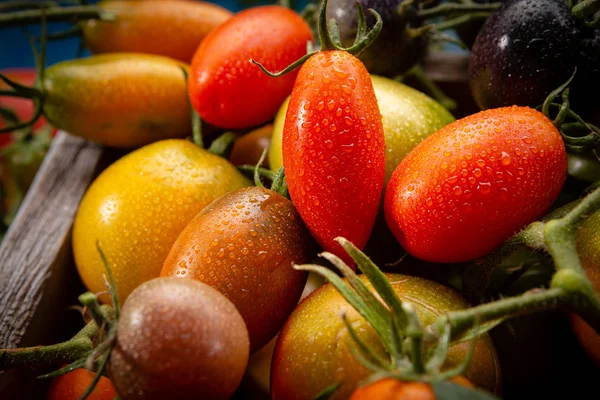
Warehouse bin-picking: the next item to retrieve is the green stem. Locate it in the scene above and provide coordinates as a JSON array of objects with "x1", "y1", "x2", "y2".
[
  {"x1": 418, "y1": 2, "x2": 502, "y2": 19},
  {"x1": 0, "y1": 320, "x2": 97, "y2": 370},
  {"x1": 544, "y1": 187, "x2": 600, "y2": 274},
  {"x1": 432, "y1": 12, "x2": 492, "y2": 32},
  {"x1": 571, "y1": 0, "x2": 600, "y2": 26},
  {"x1": 432, "y1": 288, "x2": 569, "y2": 342},
  {"x1": 0, "y1": 5, "x2": 113, "y2": 27},
  {"x1": 398, "y1": 65, "x2": 457, "y2": 111},
  {"x1": 208, "y1": 131, "x2": 238, "y2": 158},
  {"x1": 79, "y1": 292, "x2": 112, "y2": 329}
]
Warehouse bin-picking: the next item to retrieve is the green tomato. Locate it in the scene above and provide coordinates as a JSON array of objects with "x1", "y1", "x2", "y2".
[{"x1": 268, "y1": 75, "x2": 454, "y2": 184}]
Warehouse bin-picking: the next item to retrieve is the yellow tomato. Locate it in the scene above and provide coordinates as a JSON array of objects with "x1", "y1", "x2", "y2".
[
  {"x1": 269, "y1": 76, "x2": 454, "y2": 184},
  {"x1": 72, "y1": 139, "x2": 250, "y2": 302}
]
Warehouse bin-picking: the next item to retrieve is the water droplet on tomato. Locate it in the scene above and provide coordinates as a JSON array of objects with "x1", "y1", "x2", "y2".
[
  {"x1": 476, "y1": 159, "x2": 485, "y2": 167},
  {"x1": 454, "y1": 186, "x2": 463, "y2": 195},
  {"x1": 474, "y1": 168, "x2": 482, "y2": 177},
  {"x1": 523, "y1": 137, "x2": 532, "y2": 144},
  {"x1": 479, "y1": 182, "x2": 491, "y2": 194},
  {"x1": 500, "y1": 152, "x2": 511, "y2": 165}
]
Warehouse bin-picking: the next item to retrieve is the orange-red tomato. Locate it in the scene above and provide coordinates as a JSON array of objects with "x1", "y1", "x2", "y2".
[
  {"x1": 161, "y1": 186, "x2": 313, "y2": 351},
  {"x1": 83, "y1": 0, "x2": 232, "y2": 62},
  {"x1": 385, "y1": 106, "x2": 567, "y2": 263},
  {"x1": 349, "y1": 377, "x2": 473, "y2": 400},
  {"x1": 283, "y1": 50, "x2": 385, "y2": 267},
  {"x1": 46, "y1": 368, "x2": 117, "y2": 400},
  {"x1": 188, "y1": 6, "x2": 313, "y2": 129},
  {"x1": 0, "y1": 68, "x2": 54, "y2": 145}
]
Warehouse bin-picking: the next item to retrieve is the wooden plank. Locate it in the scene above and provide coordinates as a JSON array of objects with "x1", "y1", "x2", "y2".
[{"x1": 0, "y1": 132, "x2": 104, "y2": 395}]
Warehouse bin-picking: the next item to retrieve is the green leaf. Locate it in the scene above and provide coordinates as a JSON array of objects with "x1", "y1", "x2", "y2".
[
  {"x1": 432, "y1": 381, "x2": 501, "y2": 400},
  {"x1": 312, "y1": 382, "x2": 342, "y2": 400},
  {"x1": 336, "y1": 237, "x2": 407, "y2": 329}
]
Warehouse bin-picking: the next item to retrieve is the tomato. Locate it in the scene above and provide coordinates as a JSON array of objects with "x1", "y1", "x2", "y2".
[
  {"x1": 43, "y1": 54, "x2": 190, "y2": 148},
  {"x1": 161, "y1": 186, "x2": 314, "y2": 351},
  {"x1": 229, "y1": 124, "x2": 273, "y2": 167},
  {"x1": 46, "y1": 368, "x2": 117, "y2": 400},
  {"x1": 349, "y1": 377, "x2": 473, "y2": 400},
  {"x1": 0, "y1": 68, "x2": 54, "y2": 145},
  {"x1": 283, "y1": 51, "x2": 385, "y2": 266},
  {"x1": 326, "y1": 0, "x2": 427, "y2": 77},
  {"x1": 109, "y1": 277, "x2": 249, "y2": 400},
  {"x1": 385, "y1": 106, "x2": 567, "y2": 263},
  {"x1": 271, "y1": 274, "x2": 501, "y2": 400},
  {"x1": 573, "y1": 208, "x2": 600, "y2": 366},
  {"x1": 188, "y1": 6, "x2": 313, "y2": 129},
  {"x1": 270, "y1": 76, "x2": 455, "y2": 185},
  {"x1": 72, "y1": 139, "x2": 250, "y2": 303},
  {"x1": 83, "y1": 0, "x2": 232, "y2": 62},
  {"x1": 469, "y1": 0, "x2": 599, "y2": 111}
]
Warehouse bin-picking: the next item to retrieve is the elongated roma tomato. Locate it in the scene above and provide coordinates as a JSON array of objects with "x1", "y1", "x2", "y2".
[
  {"x1": 73, "y1": 140, "x2": 250, "y2": 303},
  {"x1": 161, "y1": 187, "x2": 313, "y2": 351},
  {"x1": 84, "y1": 0, "x2": 232, "y2": 62},
  {"x1": 43, "y1": 53, "x2": 190, "y2": 148},
  {"x1": 188, "y1": 6, "x2": 313, "y2": 129},
  {"x1": 385, "y1": 106, "x2": 567, "y2": 263},
  {"x1": 283, "y1": 51, "x2": 385, "y2": 266}
]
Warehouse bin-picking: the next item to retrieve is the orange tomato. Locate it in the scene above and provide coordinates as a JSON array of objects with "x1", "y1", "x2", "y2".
[
  {"x1": 83, "y1": 0, "x2": 232, "y2": 62},
  {"x1": 350, "y1": 377, "x2": 473, "y2": 400},
  {"x1": 46, "y1": 368, "x2": 117, "y2": 400}
]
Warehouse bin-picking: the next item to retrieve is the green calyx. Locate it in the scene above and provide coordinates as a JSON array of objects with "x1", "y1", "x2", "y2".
[
  {"x1": 293, "y1": 238, "x2": 482, "y2": 389},
  {"x1": 251, "y1": 0, "x2": 382, "y2": 78},
  {"x1": 238, "y1": 149, "x2": 289, "y2": 198}
]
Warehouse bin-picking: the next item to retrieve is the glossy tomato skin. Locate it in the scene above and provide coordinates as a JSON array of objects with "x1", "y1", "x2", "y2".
[
  {"x1": 84, "y1": 0, "x2": 232, "y2": 62},
  {"x1": 271, "y1": 274, "x2": 501, "y2": 400},
  {"x1": 189, "y1": 6, "x2": 313, "y2": 129},
  {"x1": 469, "y1": 0, "x2": 599, "y2": 111},
  {"x1": 229, "y1": 124, "x2": 273, "y2": 168},
  {"x1": 283, "y1": 51, "x2": 385, "y2": 266},
  {"x1": 270, "y1": 76, "x2": 454, "y2": 185},
  {"x1": 46, "y1": 368, "x2": 117, "y2": 400},
  {"x1": 161, "y1": 186, "x2": 313, "y2": 352},
  {"x1": 385, "y1": 106, "x2": 567, "y2": 263},
  {"x1": 573, "y1": 209, "x2": 600, "y2": 366},
  {"x1": 109, "y1": 277, "x2": 250, "y2": 400},
  {"x1": 349, "y1": 377, "x2": 473, "y2": 400},
  {"x1": 43, "y1": 54, "x2": 190, "y2": 148},
  {"x1": 73, "y1": 139, "x2": 250, "y2": 303}
]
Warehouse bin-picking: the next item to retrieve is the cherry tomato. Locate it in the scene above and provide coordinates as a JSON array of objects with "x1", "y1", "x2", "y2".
[
  {"x1": 270, "y1": 75, "x2": 454, "y2": 185},
  {"x1": 385, "y1": 106, "x2": 567, "y2": 263},
  {"x1": 573, "y1": 207, "x2": 600, "y2": 366},
  {"x1": 83, "y1": 0, "x2": 232, "y2": 62},
  {"x1": 109, "y1": 277, "x2": 250, "y2": 400},
  {"x1": 46, "y1": 368, "x2": 117, "y2": 400},
  {"x1": 161, "y1": 186, "x2": 314, "y2": 351},
  {"x1": 283, "y1": 51, "x2": 385, "y2": 266},
  {"x1": 73, "y1": 139, "x2": 250, "y2": 303},
  {"x1": 188, "y1": 6, "x2": 313, "y2": 129},
  {"x1": 271, "y1": 274, "x2": 501, "y2": 400},
  {"x1": 229, "y1": 124, "x2": 273, "y2": 167},
  {"x1": 349, "y1": 376, "x2": 473, "y2": 400},
  {"x1": 43, "y1": 54, "x2": 190, "y2": 148}
]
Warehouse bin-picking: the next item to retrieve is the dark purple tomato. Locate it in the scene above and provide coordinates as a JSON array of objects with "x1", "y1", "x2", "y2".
[
  {"x1": 469, "y1": 0, "x2": 600, "y2": 112},
  {"x1": 326, "y1": 0, "x2": 427, "y2": 77}
]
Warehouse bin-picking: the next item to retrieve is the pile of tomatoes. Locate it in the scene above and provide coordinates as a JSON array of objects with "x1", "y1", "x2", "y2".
[{"x1": 1, "y1": 0, "x2": 600, "y2": 399}]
